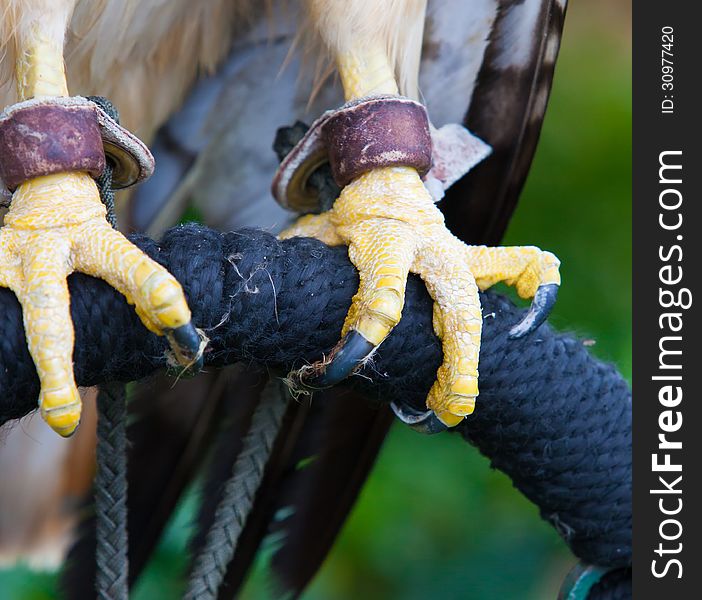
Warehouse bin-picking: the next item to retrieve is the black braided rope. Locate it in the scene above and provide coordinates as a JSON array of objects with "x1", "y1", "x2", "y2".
[
  {"x1": 183, "y1": 382, "x2": 287, "y2": 600},
  {"x1": 0, "y1": 224, "x2": 631, "y2": 585},
  {"x1": 90, "y1": 95, "x2": 128, "y2": 599},
  {"x1": 88, "y1": 96, "x2": 118, "y2": 228},
  {"x1": 94, "y1": 382, "x2": 129, "y2": 600}
]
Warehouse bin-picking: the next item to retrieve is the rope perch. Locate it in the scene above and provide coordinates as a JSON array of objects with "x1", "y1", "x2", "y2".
[{"x1": 0, "y1": 223, "x2": 631, "y2": 575}]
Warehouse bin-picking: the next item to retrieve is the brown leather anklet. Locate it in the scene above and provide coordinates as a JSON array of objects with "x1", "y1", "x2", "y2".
[
  {"x1": 0, "y1": 96, "x2": 154, "y2": 193},
  {"x1": 0, "y1": 98, "x2": 105, "y2": 191},
  {"x1": 322, "y1": 95, "x2": 432, "y2": 188},
  {"x1": 273, "y1": 95, "x2": 430, "y2": 211},
  {"x1": 272, "y1": 95, "x2": 491, "y2": 213}
]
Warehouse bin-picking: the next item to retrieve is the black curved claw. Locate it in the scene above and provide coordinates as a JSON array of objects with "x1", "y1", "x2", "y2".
[
  {"x1": 509, "y1": 283, "x2": 559, "y2": 339},
  {"x1": 299, "y1": 330, "x2": 375, "y2": 389},
  {"x1": 167, "y1": 322, "x2": 204, "y2": 373},
  {"x1": 389, "y1": 402, "x2": 448, "y2": 435}
]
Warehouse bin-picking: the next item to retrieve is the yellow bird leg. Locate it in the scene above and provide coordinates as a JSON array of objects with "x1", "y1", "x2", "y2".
[
  {"x1": 0, "y1": 22, "x2": 199, "y2": 436},
  {"x1": 337, "y1": 45, "x2": 399, "y2": 99},
  {"x1": 282, "y1": 42, "x2": 562, "y2": 428},
  {"x1": 15, "y1": 27, "x2": 69, "y2": 99}
]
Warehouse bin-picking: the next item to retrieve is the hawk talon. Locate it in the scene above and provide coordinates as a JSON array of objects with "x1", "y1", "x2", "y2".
[
  {"x1": 166, "y1": 322, "x2": 205, "y2": 373},
  {"x1": 390, "y1": 401, "x2": 448, "y2": 435},
  {"x1": 297, "y1": 329, "x2": 375, "y2": 389},
  {"x1": 509, "y1": 283, "x2": 559, "y2": 339}
]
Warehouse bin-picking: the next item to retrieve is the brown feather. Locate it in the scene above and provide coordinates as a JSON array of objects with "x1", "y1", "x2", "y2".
[
  {"x1": 268, "y1": 391, "x2": 393, "y2": 596},
  {"x1": 441, "y1": 0, "x2": 568, "y2": 244},
  {"x1": 189, "y1": 384, "x2": 311, "y2": 597}
]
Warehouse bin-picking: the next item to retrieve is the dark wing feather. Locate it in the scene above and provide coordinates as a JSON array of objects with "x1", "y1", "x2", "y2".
[
  {"x1": 188, "y1": 383, "x2": 311, "y2": 597},
  {"x1": 441, "y1": 0, "x2": 568, "y2": 245},
  {"x1": 213, "y1": 389, "x2": 393, "y2": 599},
  {"x1": 268, "y1": 392, "x2": 393, "y2": 595}
]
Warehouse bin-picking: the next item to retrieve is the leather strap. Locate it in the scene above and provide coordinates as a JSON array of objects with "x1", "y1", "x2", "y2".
[
  {"x1": 0, "y1": 98, "x2": 105, "y2": 191},
  {"x1": 273, "y1": 95, "x2": 431, "y2": 211},
  {"x1": 0, "y1": 96, "x2": 154, "y2": 193},
  {"x1": 321, "y1": 95, "x2": 432, "y2": 188},
  {"x1": 272, "y1": 95, "x2": 491, "y2": 213}
]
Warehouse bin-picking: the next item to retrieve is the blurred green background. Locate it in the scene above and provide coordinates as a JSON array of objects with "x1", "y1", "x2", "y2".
[{"x1": 0, "y1": 1, "x2": 631, "y2": 598}]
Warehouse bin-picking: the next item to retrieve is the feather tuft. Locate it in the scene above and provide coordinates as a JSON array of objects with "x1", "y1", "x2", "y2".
[{"x1": 299, "y1": 0, "x2": 427, "y2": 99}]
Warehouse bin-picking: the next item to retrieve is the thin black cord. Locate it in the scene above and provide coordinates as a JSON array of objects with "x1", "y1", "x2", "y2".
[
  {"x1": 95, "y1": 382, "x2": 129, "y2": 600},
  {"x1": 183, "y1": 382, "x2": 288, "y2": 600},
  {"x1": 90, "y1": 95, "x2": 129, "y2": 600}
]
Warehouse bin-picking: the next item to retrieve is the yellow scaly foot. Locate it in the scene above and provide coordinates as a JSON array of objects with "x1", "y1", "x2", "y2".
[
  {"x1": 280, "y1": 166, "x2": 560, "y2": 429},
  {"x1": 280, "y1": 41, "x2": 560, "y2": 430}
]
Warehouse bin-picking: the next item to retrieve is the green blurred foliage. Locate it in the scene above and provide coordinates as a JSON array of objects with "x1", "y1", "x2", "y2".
[{"x1": 0, "y1": 3, "x2": 631, "y2": 598}]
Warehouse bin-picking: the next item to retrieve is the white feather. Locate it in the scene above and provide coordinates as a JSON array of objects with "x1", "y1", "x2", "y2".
[{"x1": 492, "y1": 0, "x2": 543, "y2": 70}]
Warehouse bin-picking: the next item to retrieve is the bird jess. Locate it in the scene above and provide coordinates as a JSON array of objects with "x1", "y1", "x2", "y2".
[{"x1": 0, "y1": 0, "x2": 560, "y2": 436}]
